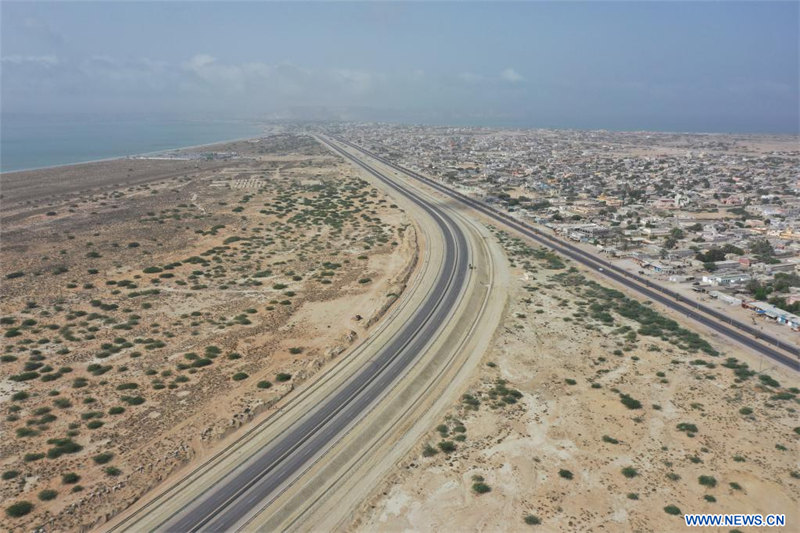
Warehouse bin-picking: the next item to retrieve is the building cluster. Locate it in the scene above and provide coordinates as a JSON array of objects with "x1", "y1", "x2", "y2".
[{"x1": 332, "y1": 123, "x2": 800, "y2": 331}]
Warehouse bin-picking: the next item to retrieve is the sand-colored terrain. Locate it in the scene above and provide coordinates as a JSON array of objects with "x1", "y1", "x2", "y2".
[
  {"x1": 103, "y1": 137, "x2": 510, "y2": 532},
  {"x1": 0, "y1": 135, "x2": 417, "y2": 530},
  {"x1": 355, "y1": 229, "x2": 798, "y2": 532}
]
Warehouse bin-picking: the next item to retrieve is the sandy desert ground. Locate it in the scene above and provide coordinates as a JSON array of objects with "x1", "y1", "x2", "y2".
[
  {"x1": 0, "y1": 135, "x2": 418, "y2": 530},
  {"x1": 354, "y1": 228, "x2": 798, "y2": 532},
  {"x1": 3, "y1": 133, "x2": 796, "y2": 532}
]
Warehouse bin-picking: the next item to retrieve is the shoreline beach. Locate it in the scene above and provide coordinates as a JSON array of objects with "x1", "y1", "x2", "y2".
[{"x1": 0, "y1": 133, "x2": 266, "y2": 175}]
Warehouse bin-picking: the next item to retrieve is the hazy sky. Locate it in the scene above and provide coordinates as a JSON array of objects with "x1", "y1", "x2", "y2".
[{"x1": 2, "y1": 1, "x2": 798, "y2": 133}]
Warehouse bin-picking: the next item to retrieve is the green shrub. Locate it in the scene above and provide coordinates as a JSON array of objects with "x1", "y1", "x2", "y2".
[
  {"x1": 438, "y1": 440, "x2": 456, "y2": 453},
  {"x1": 46, "y1": 438, "x2": 82, "y2": 458},
  {"x1": 461, "y1": 393, "x2": 480, "y2": 409},
  {"x1": 62, "y1": 472, "x2": 80, "y2": 484},
  {"x1": 2, "y1": 470, "x2": 20, "y2": 480},
  {"x1": 472, "y1": 482, "x2": 491, "y2": 494},
  {"x1": 664, "y1": 505, "x2": 681, "y2": 515},
  {"x1": 205, "y1": 346, "x2": 222, "y2": 357},
  {"x1": 558, "y1": 469, "x2": 573, "y2": 480},
  {"x1": 232, "y1": 372, "x2": 249, "y2": 381},
  {"x1": 524, "y1": 514, "x2": 541, "y2": 525},
  {"x1": 6, "y1": 501, "x2": 33, "y2": 517},
  {"x1": 10, "y1": 371, "x2": 39, "y2": 381},
  {"x1": 16, "y1": 427, "x2": 39, "y2": 438},
  {"x1": 676, "y1": 422, "x2": 698, "y2": 435},
  {"x1": 698, "y1": 475, "x2": 717, "y2": 488},
  {"x1": 621, "y1": 467, "x2": 639, "y2": 478},
  {"x1": 93, "y1": 453, "x2": 114, "y2": 464},
  {"x1": 422, "y1": 444, "x2": 438, "y2": 457},
  {"x1": 38, "y1": 489, "x2": 58, "y2": 501},
  {"x1": 53, "y1": 398, "x2": 72, "y2": 408},
  {"x1": 104, "y1": 466, "x2": 122, "y2": 476},
  {"x1": 620, "y1": 394, "x2": 642, "y2": 409},
  {"x1": 602, "y1": 435, "x2": 619, "y2": 444},
  {"x1": 276, "y1": 373, "x2": 292, "y2": 382},
  {"x1": 758, "y1": 374, "x2": 780, "y2": 388},
  {"x1": 120, "y1": 395, "x2": 145, "y2": 405}
]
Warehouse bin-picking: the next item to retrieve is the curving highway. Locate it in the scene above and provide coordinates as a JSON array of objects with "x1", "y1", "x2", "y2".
[
  {"x1": 106, "y1": 132, "x2": 795, "y2": 533},
  {"x1": 107, "y1": 136, "x2": 503, "y2": 531},
  {"x1": 334, "y1": 136, "x2": 799, "y2": 372}
]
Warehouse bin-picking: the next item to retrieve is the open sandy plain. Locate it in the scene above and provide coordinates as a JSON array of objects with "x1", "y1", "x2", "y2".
[
  {"x1": 354, "y1": 229, "x2": 798, "y2": 532},
  {"x1": 0, "y1": 134, "x2": 417, "y2": 530}
]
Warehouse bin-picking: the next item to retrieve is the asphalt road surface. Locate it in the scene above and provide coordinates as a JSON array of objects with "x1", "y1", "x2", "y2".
[
  {"x1": 143, "y1": 137, "x2": 471, "y2": 531},
  {"x1": 335, "y1": 136, "x2": 799, "y2": 373}
]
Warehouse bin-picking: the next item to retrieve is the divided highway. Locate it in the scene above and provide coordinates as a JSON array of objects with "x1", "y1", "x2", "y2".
[
  {"x1": 334, "y1": 136, "x2": 799, "y2": 372},
  {"x1": 108, "y1": 137, "x2": 489, "y2": 531},
  {"x1": 107, "y1": 131, "x2": 794, "y2": 533}
]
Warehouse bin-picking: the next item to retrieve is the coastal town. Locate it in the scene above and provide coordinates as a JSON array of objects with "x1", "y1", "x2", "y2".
[{"x1": 332, "y1": 124, "x2": 800, "y2": 337}]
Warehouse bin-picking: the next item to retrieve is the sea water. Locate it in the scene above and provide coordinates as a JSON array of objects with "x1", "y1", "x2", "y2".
[{"x1": 1, "y1": 113, "x2": 264, "y2": 172}]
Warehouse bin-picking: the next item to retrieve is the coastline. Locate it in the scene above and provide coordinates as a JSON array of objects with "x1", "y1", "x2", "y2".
[{"x1": 0, "y1": 133, "x2": 265, "y2": 175}]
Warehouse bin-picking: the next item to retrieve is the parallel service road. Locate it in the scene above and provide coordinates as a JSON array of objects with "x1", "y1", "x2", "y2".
[{"x1": 335, "y1": 136, "x2": 799, "y2": 372}]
